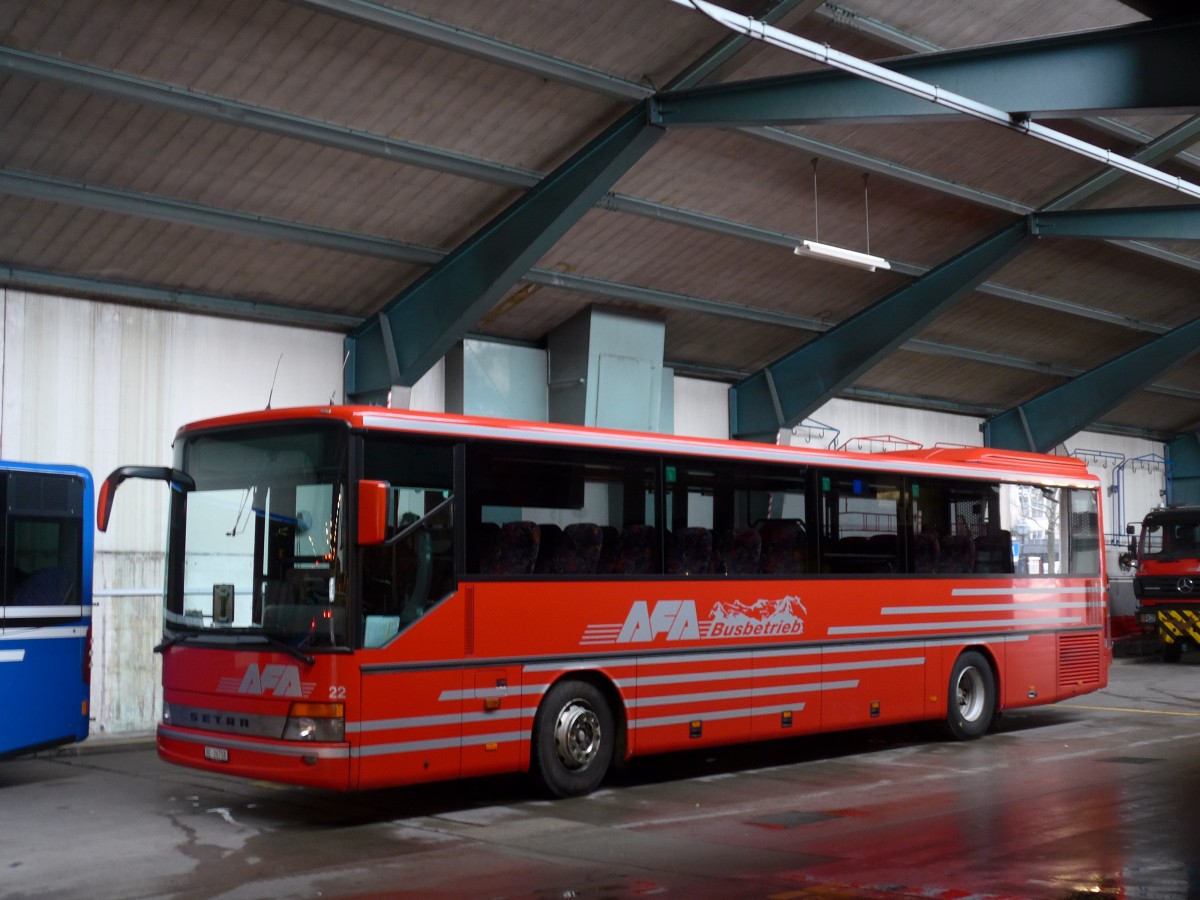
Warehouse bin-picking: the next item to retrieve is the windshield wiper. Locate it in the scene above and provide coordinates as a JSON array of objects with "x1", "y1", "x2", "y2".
[
  {"x1": 153, "y1": 631, "x2": 194, "y2": 654},
  {"x1": 154, "y1": 629, "x2": 314, "y2": 665},
  {"x1": 252, "y1": 633, "x2": 316, "y2": 666}
]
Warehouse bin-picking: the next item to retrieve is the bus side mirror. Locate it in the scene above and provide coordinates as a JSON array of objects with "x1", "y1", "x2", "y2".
[
  {"x1": 1126, "y1": 524, "x2": 1135, "y2": 536},
  {"x1": 98, "y1": 466, "x2": 195, "y2": 532},
  {"x1": 358, "y1": 480, "x2": 389, "y2": 546}
]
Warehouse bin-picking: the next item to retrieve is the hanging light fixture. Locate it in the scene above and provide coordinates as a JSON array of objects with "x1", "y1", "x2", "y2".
[{"x1": 794, "y1": 160, "x2": 890, "y2": 272}]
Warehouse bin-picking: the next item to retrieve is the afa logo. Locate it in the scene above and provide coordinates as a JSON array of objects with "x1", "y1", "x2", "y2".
[
  {"x1": 617, "y1": 599, "x2": 700, "y2": 643},
  {"x1": 581, "y1": 596, "x2": 806, "y2": 646},
  {"x1": 217, "y1": 664, "x2": 315, "y2": 698}
]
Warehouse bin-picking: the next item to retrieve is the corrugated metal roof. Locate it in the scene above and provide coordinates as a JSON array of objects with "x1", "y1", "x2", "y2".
[{"x1": 2, "y1": 0, "x2": 1199, "y2": 441}]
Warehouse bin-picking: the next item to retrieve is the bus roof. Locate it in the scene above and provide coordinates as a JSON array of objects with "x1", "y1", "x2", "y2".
[{"x1": 175, "y1": 405, "x2": 1098, "y2": 487}]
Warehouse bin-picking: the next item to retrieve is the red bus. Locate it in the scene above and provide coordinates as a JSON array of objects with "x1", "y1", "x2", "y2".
[{"x1": 99, "y1": 406, "x2": 1109, "y2": 796}]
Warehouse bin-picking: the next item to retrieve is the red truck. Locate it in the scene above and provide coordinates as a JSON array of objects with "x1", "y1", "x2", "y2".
[{"x1": 1131, "y1": 506, "x2": 1200, "y2": 662}]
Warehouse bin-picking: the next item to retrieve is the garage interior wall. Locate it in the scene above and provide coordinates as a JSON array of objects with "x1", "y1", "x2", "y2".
[
  {"x1": 0, "y1": 288, "x2": 1170, "y2": 736},
  {"x1": 1, "y1": 289, "x2": 346, "y2": 734}
]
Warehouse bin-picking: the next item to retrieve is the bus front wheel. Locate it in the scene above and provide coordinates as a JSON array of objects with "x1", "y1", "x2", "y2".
[
  {"x1": 945, "y1": 651, "x2": 995, "y2": 740},
  {"x1": 533, "y1": 679, "x2": 614, "y2": 798}
]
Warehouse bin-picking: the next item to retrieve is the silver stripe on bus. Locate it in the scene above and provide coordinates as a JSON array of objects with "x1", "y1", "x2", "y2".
[
  {"x1": 627, "y1": 679, "x2": 858, "y2": 709},
  {"x1": 348, "y1": 706, "x2": 534, "y2": 735},
  {"x1": 829, "y1": 617, "x2": 1081, "y2": 635},
  {"x1": 882, "y1": 602, "x2": 1092, "y2": 614},
  {"x1": 0, "y1": 649, "x2": 25, "y2": 662},
  {"x1": 352, "y1": 730, "x2": 526, "y2": 758},
  {"x1": 951, "y1": 586, "x2": 1092, "y2": 597},
  {"x1": 0, "y1": 625, "x2": 89, "y2": 640},
  {"x1": 632, "y1": 665, "x2": 774, "y2": 686},
  {"x1": 435, "y1": 683, "x2": 551, "y2": 703},
  {"x1": 632, "y1": 702, "x2": 807, "y2": 730},
  {"x1": 160, "y1": 726, "x2": 350, "y2": 759},
  {"x1": 629, "y1": 655, "x2": 923, "y2": 687},
  {"x1": 3, "y1": 605, "x2": 89, "y2": 619}
]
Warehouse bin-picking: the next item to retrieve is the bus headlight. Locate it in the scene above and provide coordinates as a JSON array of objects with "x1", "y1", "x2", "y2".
[{"x1": 282, "y1": 702, "x2": 344, "y2": 742}]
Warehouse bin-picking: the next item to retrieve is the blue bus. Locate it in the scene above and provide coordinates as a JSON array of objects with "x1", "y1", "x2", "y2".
[{"x1": 1, "y1": 461, "x2": 92, "y2": 757}]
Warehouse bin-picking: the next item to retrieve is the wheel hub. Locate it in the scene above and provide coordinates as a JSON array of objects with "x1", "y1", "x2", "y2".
[
  {"x1": 554, "y1": 700, "x2": 601, "y2": 770},
  {"x1": 956, "y1": 667, "x2": 986, "y2": 722}
]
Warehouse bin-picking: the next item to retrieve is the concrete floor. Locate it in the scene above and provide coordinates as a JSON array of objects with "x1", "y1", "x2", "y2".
[{"x1": 3, "y1": 653, "x2": 1199, "y2": 899}]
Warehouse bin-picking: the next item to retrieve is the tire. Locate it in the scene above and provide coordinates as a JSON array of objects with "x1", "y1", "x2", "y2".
[
  {"x1": 945, "y1": 650, "x2": 996, "y2": 740},
  {"x1": 533, "y1": 679, "x2": 614, "y2": 798},
  {"x1": 1163, "y1": 640, "x2": 1183, "y2": 663}
]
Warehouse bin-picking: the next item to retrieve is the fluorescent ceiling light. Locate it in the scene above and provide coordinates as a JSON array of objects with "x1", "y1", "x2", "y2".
[{"x1": 794, "y1": 239, "x2": 890, "y2": 272}]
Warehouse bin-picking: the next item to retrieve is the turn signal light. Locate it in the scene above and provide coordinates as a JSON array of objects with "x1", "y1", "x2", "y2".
[{"x1": 282, "y1": 702, "x2": 345, "y2": 742}]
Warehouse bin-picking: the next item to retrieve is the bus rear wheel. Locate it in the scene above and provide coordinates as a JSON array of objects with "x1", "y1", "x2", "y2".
[
  {"x1": 945, "y1": 650, "x2": 995, "y2": 740},
  {"x1": 533, "y1": 679, "x2": 614, "y2": 798}
]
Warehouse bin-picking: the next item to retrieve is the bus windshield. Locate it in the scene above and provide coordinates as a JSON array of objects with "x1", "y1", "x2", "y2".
[{"x1": 168, "y1": 424, "x2": 349, "y2": 650}]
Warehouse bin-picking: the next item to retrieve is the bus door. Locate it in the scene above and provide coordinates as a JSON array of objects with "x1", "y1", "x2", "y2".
[{"x1": 355, "y1": 441, "x2": 464, "y2": 788}]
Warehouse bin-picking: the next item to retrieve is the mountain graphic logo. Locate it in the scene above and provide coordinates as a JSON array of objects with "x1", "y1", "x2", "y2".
[{"x1": 705, "y1": 595, "x2": 806, "y2": 638}]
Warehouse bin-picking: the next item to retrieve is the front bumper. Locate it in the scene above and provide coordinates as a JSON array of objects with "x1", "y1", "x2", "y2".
[{"x1": 157, "y1": 724, "x2": 351, "y2": 790}]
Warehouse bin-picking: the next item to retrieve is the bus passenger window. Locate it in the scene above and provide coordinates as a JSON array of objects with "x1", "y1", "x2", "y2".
[
  {"x1": 8, "y1": 519, "x2": 80, "y2": 606},
  {"x1": 909, "y1": 478, "x2": 1009, "y2": 575},
  {"x1": 820, "y1": 472, "x2": 902, "y2": 574},
  {"x1": 468, "y1": 443, "x2": 658, "y2": 577}
]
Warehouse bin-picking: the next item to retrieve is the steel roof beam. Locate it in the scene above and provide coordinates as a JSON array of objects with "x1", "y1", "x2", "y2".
[
  {"x1": 654, "y1": 17, "x2": 1200, "y2": 126},
  {"x1": 729, "y1": 220, "x2": 1033, "y2": 441},
  {"x1": 344, "y1": 104, "x2": 664, "y2": 402},
  {"x1": 670, "y1": 0, "x2": 825, "y2": 88},
  {"x1": 338, "y1": 0, "x2": 789, "y2": 403},
  {"x1": 812, "y1": 4, "x2": 1200, "y2": 176},
  {"x1": 1033, "y1": 205, "x2": 1200, "y2": 240},
  {"x1": 292, "y1": 0, "x2": 653, "y2": 100},
  {"x1": 1, "y1": 47, "x2": 1035, "y2": 215},
  {"x1": 729, "y1": 112, "x2": 1200, "y2": 443},
  {"x1": 11, "y1": 168, "x2": 1190, "y2": 395},
  {"x1": 0, "y1": 47, "x2": 541, "y2": 190},
  {"x1": 0, "y1": 169, "x2": 442, "y2": 265},
  {"x1": 0, "y1": 265, "x2": 360, "y2": 330},
  {"x1": 984, "y1": 318, "x2": 1200, "y2": 452},
  {"x1": 16, "y1": 46, "x2": 1200, "y2": 279}
]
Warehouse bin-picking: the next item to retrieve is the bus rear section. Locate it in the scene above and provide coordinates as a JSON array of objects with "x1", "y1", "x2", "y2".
[
  {"x1": 1132, "y1": 506, "x2": 1200, "y2": 661},
  {"x1": 0, "y1": 462, "x2": 92, "y2": 758}
]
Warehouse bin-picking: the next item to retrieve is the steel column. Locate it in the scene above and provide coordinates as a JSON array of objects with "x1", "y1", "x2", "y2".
[
  {"x1": 1167, "y1": 433, "x2": 1200, "y2": 506},
  {"x1": 984, "y1": 319, "x2": 1200, "y2": 452},
  {"x1": 345, "y1": 104, "x2": 664, "y2": 402}
]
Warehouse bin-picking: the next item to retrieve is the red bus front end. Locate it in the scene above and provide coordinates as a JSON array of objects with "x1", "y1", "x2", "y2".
[{"x1": 157, "y1": 646, "x2": 353, "y2": 790}]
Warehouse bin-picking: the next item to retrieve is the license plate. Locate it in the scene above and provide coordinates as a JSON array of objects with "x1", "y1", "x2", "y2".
[{"x1": 204, "y1": 746, "x2": 229, "y2": 763}]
